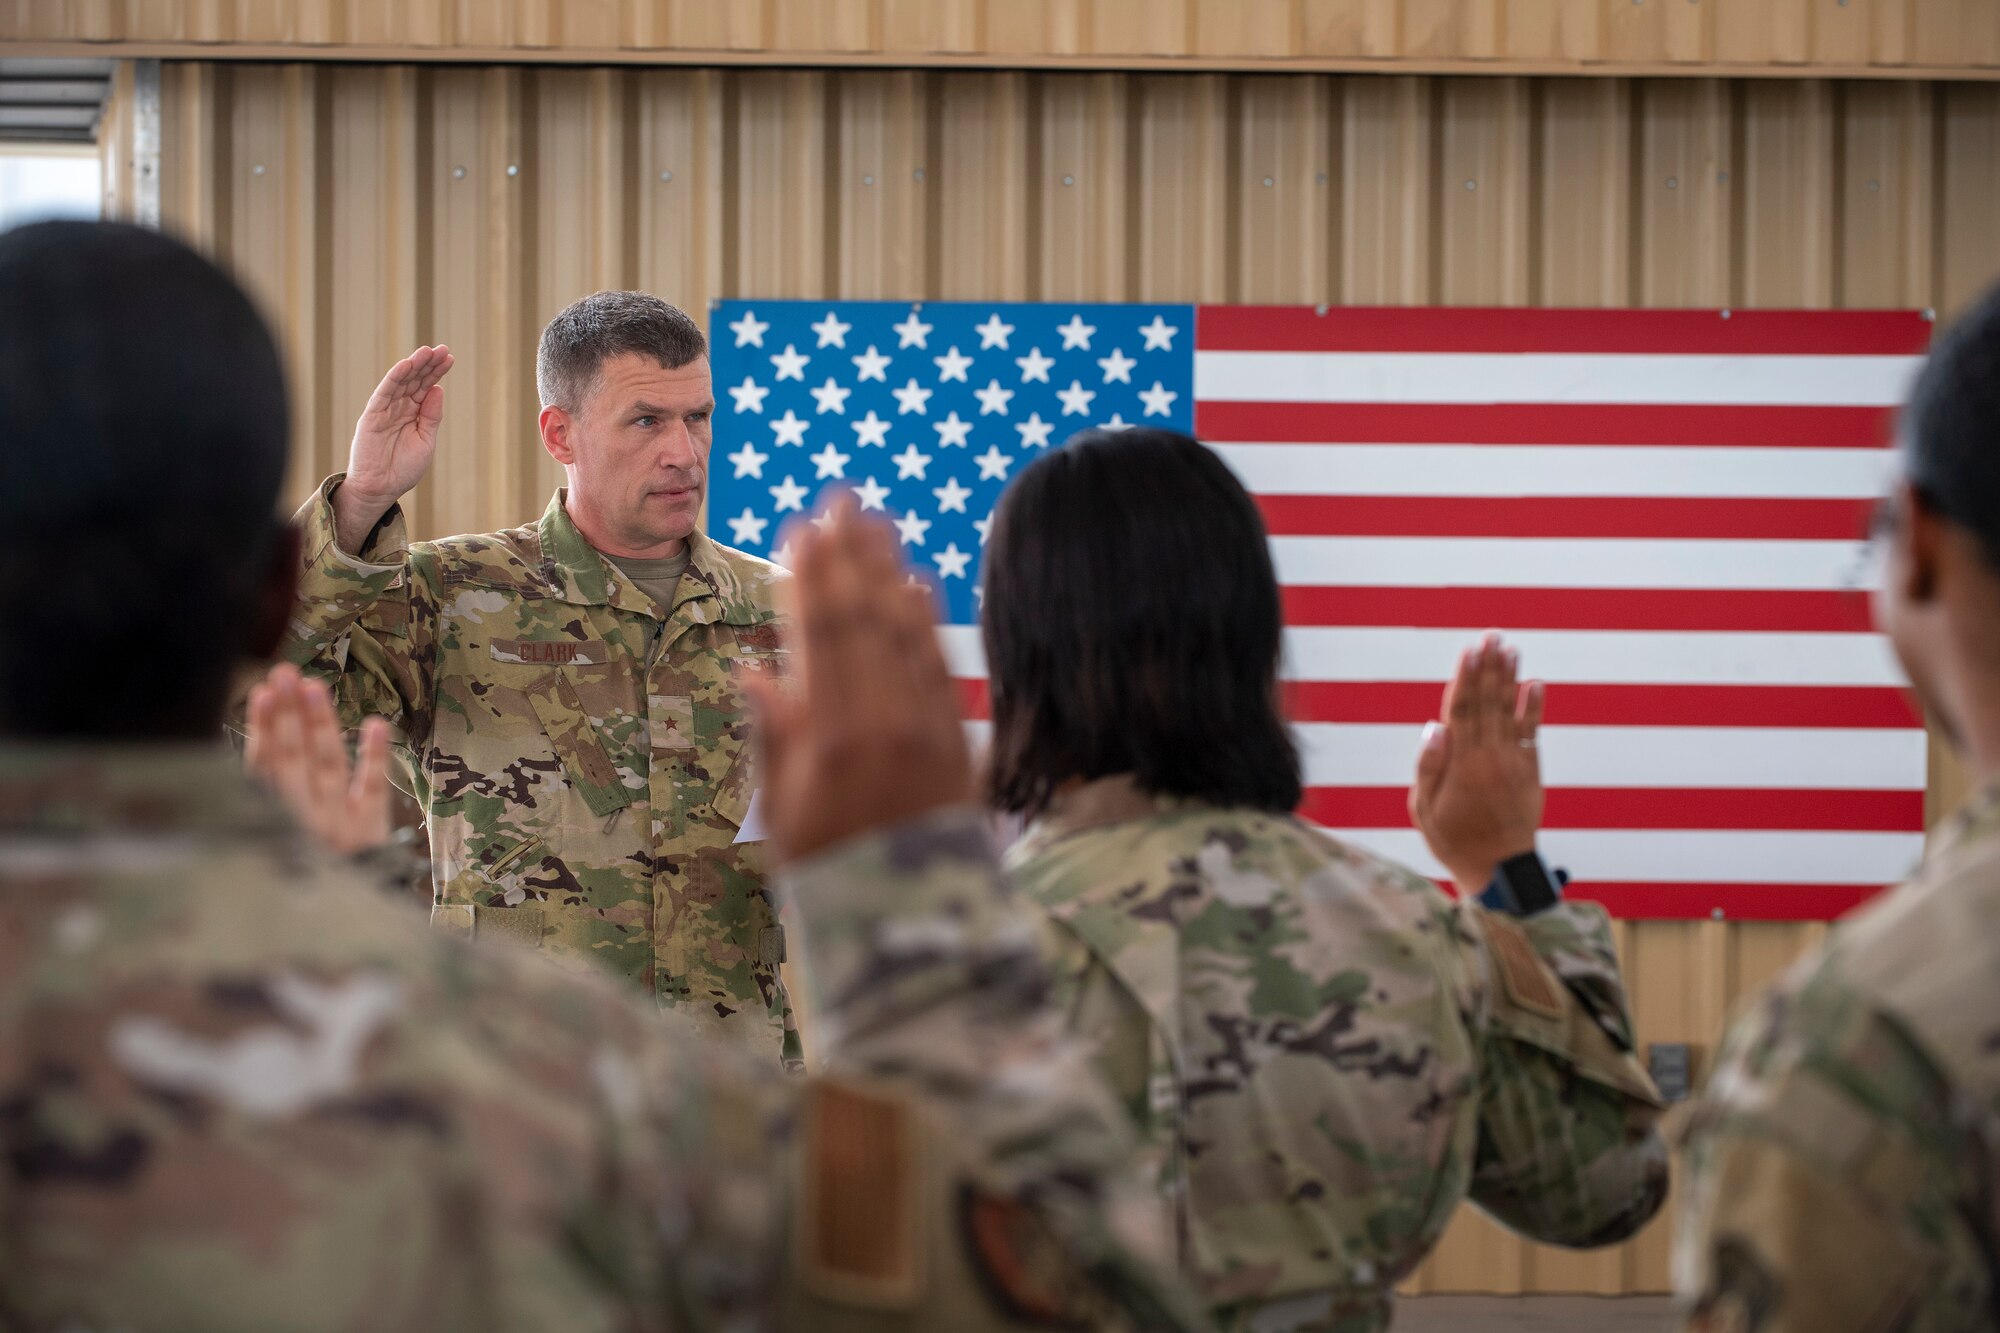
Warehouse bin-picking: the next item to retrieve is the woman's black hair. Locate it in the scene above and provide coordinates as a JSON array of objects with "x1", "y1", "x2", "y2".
[
  {"x1": 982, "y1": 427, "x2": 1302, "y2": 816},
  {"x1": 1902, "y1": 281, "x2": 2000, "y2": 574}
]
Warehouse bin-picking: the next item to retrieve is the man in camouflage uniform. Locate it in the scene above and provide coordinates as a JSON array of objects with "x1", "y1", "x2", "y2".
[
  {"x1": 0, "y1": 221, "x2": 1205, "y2": 1333},
  {"x1": 982, "y1": 430, "x2": 1668, "y2": 1330},
  {"x1": 1672, "y1": 286, "x2": 2000, "y2": 1331},
  {"x1": 286, "y1": 297, "x2": 797, "y2": 1062}
]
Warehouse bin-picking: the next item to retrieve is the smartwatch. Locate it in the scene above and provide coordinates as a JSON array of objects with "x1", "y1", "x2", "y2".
[{"x1": 1478, "y1": 850, "x2": 1566, "y2": 917}]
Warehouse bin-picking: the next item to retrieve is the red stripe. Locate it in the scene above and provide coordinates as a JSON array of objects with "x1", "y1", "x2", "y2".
[
  {"x1": 961, "y1": 679, "x2": 1919, "y2": 728},
  {"x1": 1257, "y1": 495, "x2": 1874, "y2": 541},
  {"x1": 1298, "y1": 786, "x2": 1923, "y2": 832},
  {"x1": 1560, "y1": 881, "x2": 1885, "y2": 921},
  {"x1": 1194, "y1": 306, "x2": 1932, "y2": 356},
  {"x1": 1197, "y1": 401, "x2": 1896, "y2": 448},
  {"x1": 1279, "y1": 680, "x2": 1919, "y2": 728},
  {"x1": 1280, "y1": 586, "x2": 1877, "y2": 633}
]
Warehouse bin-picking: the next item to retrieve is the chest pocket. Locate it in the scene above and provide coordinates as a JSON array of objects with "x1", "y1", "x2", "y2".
[{"x1": 524, "y1": 668, "x2": 637, "y2": 818}]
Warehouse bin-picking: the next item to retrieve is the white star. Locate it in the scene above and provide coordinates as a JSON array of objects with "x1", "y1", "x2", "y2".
[
  {"x1": 1100, "y1": 413, "x2": 1134, "y2": 431},
  {"x1": 769, "y1": 475, "x2": 808, "y2": 513},
  {"x1": 1097, "y1": 347, "x2": 1136, "y2": 384},
  {"x1": 933, "y1": 411, "x2": 972, "y2": 448},
  {"x1": 974, "y1": 446, "x2": 1012, "y2": 482},
  {"x1": 810, "y1": 511, "x2": 839, "y2": 533},
  {"x1": 810, "y1": 311, "x2": 852, "y2": 348},
  {"x1": 973, "y1": 515, "x2": 993, "y2": 545},
  {"x1": 933, "y1": 346, "x2": 973, "y2": 382},
  {"x1": 726, "y1": 508, "x2": 769, "y2": 546},
  {"x1": 1016, "y1": 413, "x2": 1055, "y2": 449},
  {"x1": 769, "y1": 344, "x2": 809, "y2": 381},
  {"x1": 854, "y1": 475, "x2": 891, "y2": 511},
  {"x1": 892, "y1": 310, "x2": 933, "y2": 349},
  {"x1": 1057, "y1": 313, "x2": 1096, "y2": 350},
  {"x1": 809, "y1": 377, "x2": 851, "y2": 414},
  {"x1": 851, "y1": 411, "x2": 891, "y2": 447},
  {"x1": 729, "y1": 377, "x2": 770, "y2": 414},
  {"x1": 974, "y1": 313, "x2": 1015, "y2": 349},
  {"x1": 770, "y1": 409, "x2": 810, "y2": 447},
  {"x1": 851, "y1": 345, "x2": 891, "y2": 381},
  {"x1": 892, "y1": 444, "x2": 932, "y2": 480},
  {"x1": 728, "y1": 309, "x2": 769, "y2": 348},
  {"x1": 728, "y1": 442, "x2": 769, "y2": 478},
  {"x1": 772, "y1": 539, "x2": 795, "y2": 567},
  {"x1": 933, "y1": 542, "x2": 972, "y2": 580},
  {"x1": 973, "y1": 584, "x2": 985, "y2": 608},
  {"x1": 1138, "y1": 314, "x2": 1179, "y2": 351},
  {"x1": 933, "y1": 476, "x2": 973, "y2": 513},
  {"x1": 892, "y1": 378, "x2": 933, "y2": 415},
  {"x1": 893, "y1": 509, "x2": 932, "y2": 546},
  {"x1": 1139, "y1": 380, "x2": 1179, "y2": 417},
  {"x1": 810, "y1": 443, "x2": 851, "y2": 479},
  {"x1": 1056, "y1": 380, "x2": 1097, "y2": 416},
  {"x1": 1015, "y1": 346, "x2": 1054, "y2": 383},
  {"x1": 974, "y1": 379, "x2": 1015, "y2": 416}
]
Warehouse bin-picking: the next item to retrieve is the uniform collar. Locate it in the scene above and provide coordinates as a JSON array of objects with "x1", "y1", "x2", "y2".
[
  {"x1": 1015, "y1": 774, "x2": 1194, "y2": 858},
  {"x1": 1922, "y1": 771, "x2": 2000, "y2": 867},
  {"x1": 0, "y1": 741, "x2": 289, "y2": 838},
  {"x1": 537, "y1": 488, "x2": 741, "y2": 626}
]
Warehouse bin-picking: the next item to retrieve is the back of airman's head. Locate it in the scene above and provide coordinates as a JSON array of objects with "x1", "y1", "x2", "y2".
[{"x1": 0, "y1": 221, "x2": 292, "y2": 736}]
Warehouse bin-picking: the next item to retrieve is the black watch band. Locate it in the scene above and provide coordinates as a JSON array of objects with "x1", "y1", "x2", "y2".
[{"x1": 1482, "y1": 850, "x2": 1563, "y2": 917}]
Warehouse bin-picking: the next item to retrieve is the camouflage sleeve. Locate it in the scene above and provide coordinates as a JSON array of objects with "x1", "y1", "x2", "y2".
[
  {"x1": 776, "y1": 806, "x2": 1207, "y2": 1332},
  {"x1": 284, "y1": 473, "x2": 434, "y2": 746},
  {"x1": 1464, "y1": 900, "x2": 1670, "y2": 1248},
  {"x1": 1671, "y1": 974, "x2": 1975, "y2": 1333}
]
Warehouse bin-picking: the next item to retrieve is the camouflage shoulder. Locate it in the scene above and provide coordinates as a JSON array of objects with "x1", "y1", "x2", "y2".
[
  {"x1": 411, "y1": 520, "x2": 567, "y2": 601},
  {"x1": 694, "y1": 531, "x2": 788, "y2": 625}
]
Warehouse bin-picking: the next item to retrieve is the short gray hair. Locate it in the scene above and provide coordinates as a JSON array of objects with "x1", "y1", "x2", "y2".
[{"x1": 535, "y1": 290, "x2": 707, "y2": 411}]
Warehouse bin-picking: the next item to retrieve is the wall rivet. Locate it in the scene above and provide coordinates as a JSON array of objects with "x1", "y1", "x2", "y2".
[
  {"x1": 1666, "y1": 176, "x2": 1678, "y2": 189},
  {"x1": 251, "y1": 163, "x2": 266, "y2": 176},
  {"x1": 1316, "y1": 171, "x2": 1327, "y2": 184},
  {"x1": 1867, "y1": 178, "x2": 1880, "y2": 192},
  {"x1": 1262, "y1": 175, "x2": 1274, "y2": 187},
  {"x1": 1710, "y1": 907, "x2": 1725, "y2": 920},
  {"x1": 1720, "y1": 308, "x2": 1733, "y2": 320},
  {"x1": 1464, "y1": 178, "x2": 1476, "y2": 190},
  {"x1": 913, "y1": 167, "x2": 926, "y2": 182},
  {"x1": 659, "y1": 169, "x2": 673, "y2": 182},
  {"x1": 506, "y1": 164, "x2": 519, "y2": 177},
  {"x1": 1062, "y1": 174, "x2": 1075, "y2": 186},
  {"x1": 453, "y1": 165, "x2": 466, "y2": 179},
  {"x1": 1717, "y1": 170, "x2": 1730, "y2": 184},
  {"x1": 1923, "y1": 308, "x2": 1937, "y2": 322},
  {"x1": 862, "y1": 174, "x2": 875, "y2": 186}
]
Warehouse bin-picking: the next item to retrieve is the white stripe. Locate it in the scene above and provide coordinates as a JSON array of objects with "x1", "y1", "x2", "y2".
[
  {"x1": 1193, "y1": 351, "x2": 1923, "y2": 406},
  {"x1": 1323, "y1": 828, "x2": 1921, "y2": 886},
  {"x1": 940, "y1": 625, "x2": 1907, "y2": 687},
  {"x1": 1270, "y1": 535, "x2": 1867, "y2": 591},
  {"x1": 1211, "y1": 443, "x2": 1893, "y2": 500},
  {"x1": 1294, "y1": 723, "x2": 1926, "y2": 790}
]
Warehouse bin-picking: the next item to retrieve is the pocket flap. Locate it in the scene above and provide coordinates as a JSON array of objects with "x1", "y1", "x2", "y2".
[{"x1": 525, "y1": 670, "x2": 637, "y2": 818}]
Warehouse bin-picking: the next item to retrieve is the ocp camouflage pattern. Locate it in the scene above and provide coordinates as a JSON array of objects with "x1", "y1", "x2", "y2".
[
  {"x1": 285, "y1": 475, "x2": 798, "y2": 1063},
  {"x1": 1005, "y1": 776, "x2": 1668, "y2": 1332},
  {"x1": 0, "y1": 746, "x2": 1210, "y2": 1333},
  {"x1": 1673, "y1": 776, "x2": 2000, "y2": 1333}
]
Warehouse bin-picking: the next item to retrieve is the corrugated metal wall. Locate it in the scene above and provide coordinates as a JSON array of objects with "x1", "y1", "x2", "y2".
[
  {"x1": 20, "y1": 0, "x2": 2000, "y2": 75},
  {"x1": 112, "y1": 62, "x2": 2000, "y2": 1294}
]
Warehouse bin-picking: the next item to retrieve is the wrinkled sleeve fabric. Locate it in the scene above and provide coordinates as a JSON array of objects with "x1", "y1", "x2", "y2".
[
  {"x1": 1465, "y1": 899, "x2": 1670, "y2": 1248},
  {"x1": 284, "y1": 473, "x2": 434, "y2": 748}
]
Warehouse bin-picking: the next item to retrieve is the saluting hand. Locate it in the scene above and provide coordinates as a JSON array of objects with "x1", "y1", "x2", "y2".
[
  {"x1": 1409, "y1": 633, "x2": 1546, "y2": 894},
  {"x1": 333, "y1": 344, "x2": 454, "y2": 553},
  {"x1": 743, "y1": 500, "x2": 973, "y2": 865}
]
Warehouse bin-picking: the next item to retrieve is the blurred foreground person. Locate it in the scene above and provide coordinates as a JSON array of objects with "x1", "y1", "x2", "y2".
[
  {"x1": 0, "y1": 222, "x2": 1203, "y2": 1333},
  {"x1": 983, "y1": 429, "x2": 1667, "y2": 1331},
  {"x1": 1673, "y1": 287, "x2": 2000, "y2": 1332}
]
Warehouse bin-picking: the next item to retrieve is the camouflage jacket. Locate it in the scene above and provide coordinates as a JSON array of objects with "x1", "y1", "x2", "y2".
[
  {"x1": 0, "y1": 744, "x2": 1209, "y2": 1333},
  {"x1": 1673, "y1": 777, "x2": 2000, "y2": 1333},
  {"x1": 1005, "y1": 777, "x2": 1668, "y2": 1331},
  {"x1": 286, "y1": 475, "x2": 797, "y2": 1064}
]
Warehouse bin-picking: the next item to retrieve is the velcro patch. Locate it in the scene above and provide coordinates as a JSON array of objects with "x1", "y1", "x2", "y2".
[
  {"x1": 796, "y1": 1080, "x2": 920, "y2": 1309},
  {"x1": 490, "y1": 638, "x2": 609, "y2": 666},
  {"x1": 1486, "y1": 915, "x2": 1566, "y2": 1020}
]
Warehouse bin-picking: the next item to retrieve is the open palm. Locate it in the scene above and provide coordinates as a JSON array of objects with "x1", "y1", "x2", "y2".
[{"x1": 346, "y1": 344, "x2": 453, "y2": 506}]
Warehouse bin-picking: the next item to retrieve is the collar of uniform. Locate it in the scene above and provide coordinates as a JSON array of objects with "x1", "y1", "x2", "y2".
[
  {"x1": 1920, "y1": 770, "x2": 2000, "y2": 867},
  {"x1": 536, "y1": 490, "x2": 769, "y2": 627},
  {"x1": 1016, "y1": 773, "x2": 1196, "y2": 856},
  {"x1": 0, "y1": 742, "x2": 289, "y2": 838}
]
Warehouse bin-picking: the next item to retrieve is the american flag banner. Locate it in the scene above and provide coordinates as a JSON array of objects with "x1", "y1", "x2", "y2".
[{"x1": 710, "y1": 299, "x2": 1932, "y2": 921}]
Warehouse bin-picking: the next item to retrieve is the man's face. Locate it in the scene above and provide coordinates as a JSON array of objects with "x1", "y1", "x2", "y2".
[{"x1": 552, "y1": 351, "x2": 714, "y2": 558}]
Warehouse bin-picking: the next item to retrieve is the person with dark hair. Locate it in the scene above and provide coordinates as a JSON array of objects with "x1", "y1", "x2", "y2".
[
  {"x1": 283, "y1": 291, "x2": 800, "y2": 1064},
  {"x1": 1672, "y1": 287, "x2": 2000, "y2": 1333},
  {"x1": 985, "y1": 428, "x2": 1668, "y2": 1330},
  {"x1": 0, "y1": 222, "x2": 1208, "y2": 1331}
]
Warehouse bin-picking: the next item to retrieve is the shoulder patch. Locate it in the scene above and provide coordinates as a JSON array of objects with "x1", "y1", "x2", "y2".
[
  {"x1": 794, "y1": 1080, "x2": 921, "y2": 1309},
  {"x1": 1486, "y1": 914, "x2": 1566, "y2": 1020}
]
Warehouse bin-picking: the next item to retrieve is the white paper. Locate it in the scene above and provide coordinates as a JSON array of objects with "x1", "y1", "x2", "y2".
[{"x1": 732, "y1": 790, "x2": 766, "y2": 844}]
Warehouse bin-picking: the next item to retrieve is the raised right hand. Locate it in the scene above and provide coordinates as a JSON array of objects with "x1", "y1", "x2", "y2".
[{"x1": 334, "y1": 344, "x2": 453, "y2": 551}]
